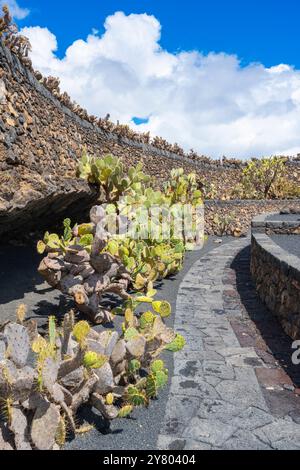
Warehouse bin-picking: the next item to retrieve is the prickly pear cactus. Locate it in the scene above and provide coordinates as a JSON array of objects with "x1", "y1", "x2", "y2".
[
  {"x1": 38, "y1": 209, "x2": 132, "y2": 325},
  {"x1": 4, "y1": 323, "x2": 30, "y2": 368},
  {"x1": 0, "y1": 260, "x2": 185, "y2": 451}
]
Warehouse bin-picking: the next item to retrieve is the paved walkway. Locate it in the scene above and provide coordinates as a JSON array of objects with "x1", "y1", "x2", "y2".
[{"x1": 157, "y1": 238, "x2": 300, "y2": 450}]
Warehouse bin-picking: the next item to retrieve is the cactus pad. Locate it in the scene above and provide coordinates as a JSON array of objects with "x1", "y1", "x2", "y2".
[
  {"x1": 4, "y1": 324, "x2": 30, "y2": 368},
  {"x1": 83, "y1": 351, "x2": 107, "y2": 369},
  {"x1": 118, "y1": 405, "x2": 133, "y2": 418},
  {"x1": 152, "y1": 301, "x2": 172, "y2": 318},
  {"x1": 165, "y1": 333, "x2": 186, "y2": 352}
]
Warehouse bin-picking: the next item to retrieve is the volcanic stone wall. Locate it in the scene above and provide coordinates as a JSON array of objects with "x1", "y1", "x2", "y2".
[
  {"x1": 251, "y1": 214, "x2": 300, "y2": 339},
  {"x1": 0, "y1": 40, "x2": 300, "y2": 239}
]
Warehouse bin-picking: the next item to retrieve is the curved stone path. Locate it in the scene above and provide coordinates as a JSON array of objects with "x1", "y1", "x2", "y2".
[{"x1": 157, "y1": 238, "x2": 300, "y2": 450}]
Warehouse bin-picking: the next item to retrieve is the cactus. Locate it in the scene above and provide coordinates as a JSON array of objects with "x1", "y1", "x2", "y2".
[
  {"x1": 124, "y1": 327, "x2": 139, "y2": 342},
  {"x1": 118, "y1": 405, "x2": 133, "y2": 418},
  {"x1": 145, "y1": 375, "x2": 157, "y2": 399},
  {"x1": 72, "y1": 321, "x2": 90, "y2": 347},
  {"x1": 38, "y1": 214, "x2": 132, "y2": 325},
  {"x1": 152, "y1": 301, "x2": 172, "y2": 318},
  {"x1": 48, "y1": 316, "x2": 57, "y2": 349},
  {"x1": 150, "y1": 360, "x2": 165, "y2": 374},
  {"x1": 16, "y1": 304, "x2": 27, "y2": 324},
  {"x1": 106, "y1": 393, "x2": 114, "y2": 405},
  {"x1": 4, "y1": 323, "x2": 30, "y2": 368},
  {"x1": 0, "y1": 295, "x2": 184, "y2": 450},
  {"x1": 154, "y1": 370, "x2": 168, "y2": 388},
  {"x1": 83, "y1": 352, "x2": 107, "y2": 369},
  {"x1": 126, "y1": 386, "x2": 147, "y2": 407},
  {"x1": 128, "y1": 359, "x2": 141, "y2": 375},
  {"x1": 140, "y1": 311, "x2": 155, "y2": 329},
  {"x1": 165, "y1": 334, "x2": 186, "y2": 352},
  {"x1": 55, "y1": 416, "x2": 67, "y2": 447}
]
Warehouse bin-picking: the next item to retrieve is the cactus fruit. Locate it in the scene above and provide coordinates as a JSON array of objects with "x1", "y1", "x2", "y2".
[{"x1": 106, "y1": 393, "x2": 114, "y2": 405}]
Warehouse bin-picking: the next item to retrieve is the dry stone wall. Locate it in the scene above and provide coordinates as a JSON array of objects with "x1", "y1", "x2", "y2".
[
  {"x1": 0, "y1": 40, "x2": 300, "y2": 239},
  {"x1": 251, "y1": 214, "x2": 300, "y2": 339}
]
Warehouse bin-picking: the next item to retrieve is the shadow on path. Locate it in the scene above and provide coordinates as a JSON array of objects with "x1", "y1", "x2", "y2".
[{"x1": 231, "y1": 245, "x2": 300, "y2": 387}]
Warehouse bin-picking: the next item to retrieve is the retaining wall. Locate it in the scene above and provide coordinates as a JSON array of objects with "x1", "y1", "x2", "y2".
[{"x1": 251, "y1": 213, "x2": 300, "y2": 339}]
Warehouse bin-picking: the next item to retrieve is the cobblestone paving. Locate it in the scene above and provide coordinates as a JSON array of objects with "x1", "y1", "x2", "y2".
[{"x1": 157, "y1": 238, "x2": 300, "y2": 450}]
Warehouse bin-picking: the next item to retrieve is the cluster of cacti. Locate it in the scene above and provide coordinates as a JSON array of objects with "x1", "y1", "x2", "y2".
[
  {"x1": 37, "y1": 156, "x2": 203, "y2": 322},
  {"x1": 37, "y1": 208, "x2": 132, "y2": 324},
  {"x1": 37, "y1": 157, "x2": 203, "y2": 323},
  {"x1": 0, "y1": 300, "x2": 184, "y2": 450},
  {"x1": 77, "y1": 153, "x2": 151, "y2": 203},
  {"x1": 231, "y1": 156, "x2": 300, "y2": 199}
]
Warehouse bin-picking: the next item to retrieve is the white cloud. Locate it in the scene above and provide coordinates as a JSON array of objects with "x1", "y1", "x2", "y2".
[
  {"x1": 20, "y1": 11, "x2": 300, "y2": 158},
  {"x1": 1, "y1": 0, "x2": 29, "y2": 20}
]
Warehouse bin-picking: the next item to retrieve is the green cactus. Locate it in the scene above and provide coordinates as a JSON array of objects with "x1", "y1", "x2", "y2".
[
  {"x1": 140, "y1": 311, "x2": 155, "y2": 329},
  {"x1": 126, "y1": 386, "x2": 147, "y2": 407},
  {"x1": 150, "y1": 360, "x2": 165, "y2": 374},
  {"x1": 48, "y1": 316, "x2": 57, "y2": 349},
  {"x1": 128, "y1": 359, "x2": 141, "y2": 375},
  {"x1": 165, "y1": 333, "x2": 186, "y2": 352},
  {"x1": 145, "y1": 375, "x2": 158, "y2": 399},
  {"x1": 106, "y1": 393, "x2": 114, "y2": 405},
  {"x1": 152, "y1": 301, "x2": 172, "y2": 318},
  {"x1": 83, "y1": 351, "x2": 107, "y2": 369},
  {"x1": 72, "y1": 321, "x2": 90, "y2": 347},
  {"x1": 55, "y1": 416, "x2": 67, "y2": 447},
  {"x1": 118, "y1": 405, "x2": 133, "y2": 418},
  {"x1": 154, "y1": 370, "x2": 168, "y2": 388},
  {"x1": 124, "y1": 327, "x2": 139, "y2": 342}
]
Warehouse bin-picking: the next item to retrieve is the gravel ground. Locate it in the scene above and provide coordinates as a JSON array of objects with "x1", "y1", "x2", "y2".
[
  {"x1": 270, "y1": 234, "x2": 300, "y2": 259},
  {"x1": 0, "y1": 236, "x2": 235, "y2": 450}
]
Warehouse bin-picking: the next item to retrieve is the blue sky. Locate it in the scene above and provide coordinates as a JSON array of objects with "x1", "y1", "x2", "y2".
[
  {"x1": 5, "y1": 0, "x2": 300, "y2": 158},
  {"x1": 15, "y1": 0, "x2": 300, "y2": 67}
]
